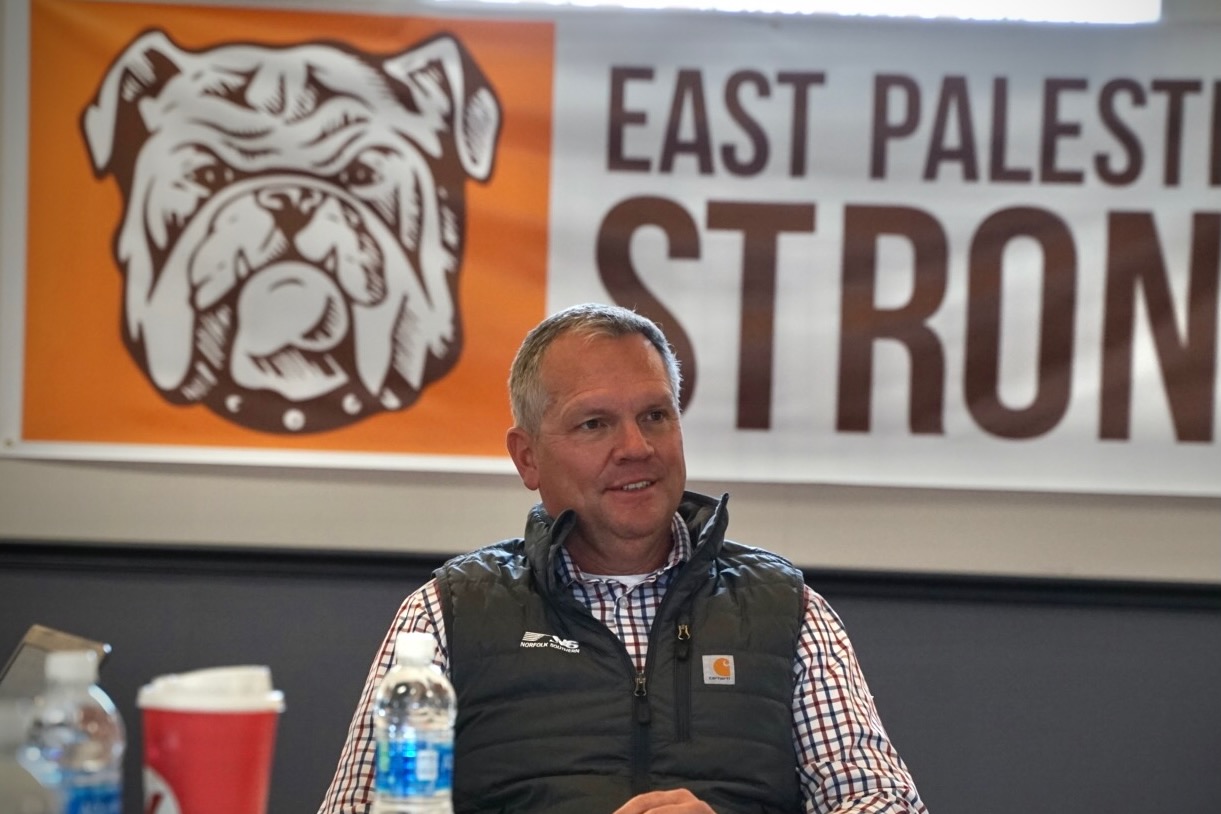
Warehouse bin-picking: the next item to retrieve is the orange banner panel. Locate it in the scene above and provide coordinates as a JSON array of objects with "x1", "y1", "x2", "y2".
[{"x1": 22, "y1": 0, "x2": 553, "y2": 456}]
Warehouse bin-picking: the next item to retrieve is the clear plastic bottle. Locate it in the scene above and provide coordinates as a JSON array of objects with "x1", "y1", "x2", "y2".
[
  {"x1": 18, "y1": 651, "x2": 125, "y2": 814},
  {"x1": 0, "y1": 700, "x2": 55, "y2": 814},
  {"x1": 372, "y1": 632, "x2": 455, "y2": 814}
]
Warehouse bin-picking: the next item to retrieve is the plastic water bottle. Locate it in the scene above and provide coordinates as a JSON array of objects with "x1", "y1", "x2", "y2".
[
  {"x1": 18, "y1": 650, "x2": 125, "y2": 814},
  {"x1": 372, "y1": 632, "x2": 455, "y2": 814},
  {"x1": 0, "y1": 701, "x2": 54, "y2": 814}
]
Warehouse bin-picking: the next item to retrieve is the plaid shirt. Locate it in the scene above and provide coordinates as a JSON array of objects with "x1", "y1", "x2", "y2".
[{"x1": 319, "y1": 515, "x2": 928, "y2": 814}]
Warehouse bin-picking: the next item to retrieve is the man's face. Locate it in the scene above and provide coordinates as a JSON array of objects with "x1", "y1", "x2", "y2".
[{"x1": 507, "y1": 332, "x2": 686, "y2": 571}]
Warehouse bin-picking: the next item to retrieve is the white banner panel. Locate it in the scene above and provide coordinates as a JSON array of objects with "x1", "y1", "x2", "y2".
[
  {"x1": 548, "y1": 13, "x2": 1221, "y2": 495},
  {"x1": 1, "y1": 0, "x2": 1218, "y2": 495}
]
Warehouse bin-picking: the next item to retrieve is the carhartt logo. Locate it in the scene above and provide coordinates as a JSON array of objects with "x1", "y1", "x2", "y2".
[
  {"x1": 520, "y1": 632, "x2": 580, "y2": 654},
  {"x1": 702, "y1": 655, "x2": 736, "y2": 685}
]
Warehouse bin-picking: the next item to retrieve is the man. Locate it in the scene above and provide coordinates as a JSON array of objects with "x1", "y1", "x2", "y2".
[{"x1": 320, "y1": 303, "x2": 927, "y2": 814}]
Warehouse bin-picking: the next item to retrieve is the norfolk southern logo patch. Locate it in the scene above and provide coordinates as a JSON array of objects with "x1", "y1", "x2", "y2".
[{"x1": 520, "y1": 632, "x2": 580, "y2": 654}]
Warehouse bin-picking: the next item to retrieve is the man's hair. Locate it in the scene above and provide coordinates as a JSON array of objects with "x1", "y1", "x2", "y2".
[{"x1": 508, "y1": 303, "x2": 683, "y2": 434}]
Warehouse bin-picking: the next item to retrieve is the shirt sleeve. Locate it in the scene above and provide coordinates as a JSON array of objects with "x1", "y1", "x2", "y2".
[
  {"x1": 316, "y1": 579, "x2": 449, "y2": 814},
  {"x1": 793, "y1": 585, "x2": 929, "y2": 814}
]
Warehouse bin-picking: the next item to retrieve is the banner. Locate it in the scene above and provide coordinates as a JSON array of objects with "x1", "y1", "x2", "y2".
[{"x1": 2, "y1": 0, "x2": 1218, "y2": 495}]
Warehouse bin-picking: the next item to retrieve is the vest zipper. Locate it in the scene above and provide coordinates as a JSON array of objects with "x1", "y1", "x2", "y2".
[
  {"x1": 563, "y1": 599, "x2": 652, "y2": 794},
  {"x1": 632, "y1": 671, "x2": 651, "y2": 795},
  {"x1": 626, "y1": 557, "x2": 706, "y2": 796},
  {"x1": 675, "y1": 621, "x2": 692, "y2": 741}
]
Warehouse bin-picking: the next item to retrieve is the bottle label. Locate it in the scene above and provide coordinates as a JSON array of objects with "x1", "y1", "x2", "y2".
[
  {"x1": 375, "y1": 731, "x2": 454, "y2": 798},
  {"x1": 62, "y1": 775, "x2": 122, "y2": 814}
]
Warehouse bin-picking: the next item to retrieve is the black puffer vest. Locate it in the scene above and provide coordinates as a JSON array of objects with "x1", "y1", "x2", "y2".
[{"x1": 435, "y1": 492, "x2": 805, "y2": 814}]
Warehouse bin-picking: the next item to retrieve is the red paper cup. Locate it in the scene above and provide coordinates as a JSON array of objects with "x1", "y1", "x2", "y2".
[{"x1": 138, "y1": 666, "x2": 285, "y2": 814}]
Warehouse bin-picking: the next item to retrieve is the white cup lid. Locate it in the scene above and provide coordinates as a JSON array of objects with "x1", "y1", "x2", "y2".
[{"x1": 137, "y1": 665, "x2": 285, "y2": 712}]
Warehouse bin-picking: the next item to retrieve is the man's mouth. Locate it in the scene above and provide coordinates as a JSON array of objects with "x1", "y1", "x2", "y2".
[{"x1": 618, "y1": 480, "x2": 653, "y2": 492}]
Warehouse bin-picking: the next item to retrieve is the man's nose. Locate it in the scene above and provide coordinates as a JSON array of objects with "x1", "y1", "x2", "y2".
[{"x1": 615, "y1": 422, "x2": 654, "y2": 459}]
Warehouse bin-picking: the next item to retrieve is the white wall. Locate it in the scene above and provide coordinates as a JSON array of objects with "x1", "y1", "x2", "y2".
[{"x1": 1, "y1": 0, "x2": 1218, "y2": 583}]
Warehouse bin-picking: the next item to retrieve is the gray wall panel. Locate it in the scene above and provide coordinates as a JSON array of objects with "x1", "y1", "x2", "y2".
[{"x1": 2, "y1": 543, "x2": 1218, "y2": 814}]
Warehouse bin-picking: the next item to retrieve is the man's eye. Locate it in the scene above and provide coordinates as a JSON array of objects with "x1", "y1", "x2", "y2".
[
  {"x1": 338, "y1": 160, "x2": 379, "y2": 188},
  {"x1": 189, "y1": 164, "x2": 235, "y2": 193},
  {"x1": 579, "y1": 418, "x2": 603, "y2": 431}
]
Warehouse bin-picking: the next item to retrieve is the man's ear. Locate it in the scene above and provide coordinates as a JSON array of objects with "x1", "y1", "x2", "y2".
[{"x1": 506, "y1": 427, "x2": 540, "y2": 491}]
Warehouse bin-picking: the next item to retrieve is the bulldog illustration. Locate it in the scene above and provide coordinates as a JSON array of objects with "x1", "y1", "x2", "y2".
[{"x1": 82, "y1": 31, "x2": 501, "y2": 433}]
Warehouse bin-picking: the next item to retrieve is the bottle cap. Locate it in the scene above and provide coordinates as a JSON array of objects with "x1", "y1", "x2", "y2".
[
  {"x1": 394, "y1": 632, "x2": 438, "y2": 666},
  {"x1": 45, "y1": 650, "x2": 98, "y2": 684}
]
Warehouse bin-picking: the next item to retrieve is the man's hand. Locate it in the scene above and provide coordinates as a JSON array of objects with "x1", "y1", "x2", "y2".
[{"x1": 611, "y1": 789, "x2": 718, "y2": 813}]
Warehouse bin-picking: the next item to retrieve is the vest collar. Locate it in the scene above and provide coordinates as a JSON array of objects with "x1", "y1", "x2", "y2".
[{"x1": 520, "y1": 491, "x2": 731, "y2": 594}]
